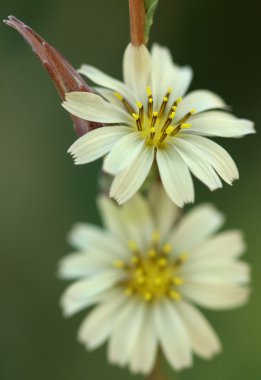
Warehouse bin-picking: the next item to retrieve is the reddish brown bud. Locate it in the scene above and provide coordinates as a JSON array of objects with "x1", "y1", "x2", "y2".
[{"x1": 4, "y1": 15, "x2": 101, "y2": 136}]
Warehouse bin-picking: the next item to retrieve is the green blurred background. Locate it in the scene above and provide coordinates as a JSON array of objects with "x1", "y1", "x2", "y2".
[{"x1": 1, "y1": 0, "x2": 260, "y2": 379}]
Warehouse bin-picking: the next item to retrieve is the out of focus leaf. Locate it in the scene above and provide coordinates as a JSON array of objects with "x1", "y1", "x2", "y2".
[{"x1": 144, "y1": 0, "x2": 159, "y2": 43}]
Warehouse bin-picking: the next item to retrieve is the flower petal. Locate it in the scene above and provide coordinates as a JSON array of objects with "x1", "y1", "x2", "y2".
[
  {"x1": 181, "y1": 283, "x2": 250, "y2": 310},
  {"x1": 181, "y1": 134, "x2": 239, "y2": 185},
  {"x1": 62, "y1": 92, "x2": 133, "y2": 124},
  {"x1": 175, "y1": 90, "x2": 227, "y2": 121},
  {"x1": 153, "y1": 300, "x2": 192, "y2": 370},
  {"x1": 78, "y1": 64, "x2": 135, "y2": 102},
  {"x1": 168, "y1": 204, "x2": 224, "y2": 252},
  {"x1": 174, "y1": 137, "x2": 223, "y2": 190},
  {"x1": 190, "y1": 111, "x2": 255, "y2": 137},
  {"x1": 60, "y1": 271, "x2": 123, "y2": 317},
  {"x1": 123, "y1": 43, "x2": 151, "y2": 103},
  {"x1": 151, "y1": 44, "x2": 193, "y2": 109},
  {"x1": 148, "y1": 182, "x2": 180, "y2": 240},
  {"x1": 156, "y1": 146, "x2": 194, "y2": 207},
  {"x1": 78, "y1": 289, "x2": 127, "y2": 349},
  {"x1": 68, "y1": 126, "x2": 131, "y2": 165},
  {"x1": 103, "y1": 132, "x2": 145, "y2": 175},
  {"x1": 176, "y1": 301, "x2": 221, "y2": 359},
  {"x1": 110, "y1": 146, "x2": 154, "y2": 205}
]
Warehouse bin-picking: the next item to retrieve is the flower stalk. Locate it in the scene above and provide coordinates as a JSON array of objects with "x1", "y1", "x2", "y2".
[
  {"x1": 128, "y1": 0, "x2": 146, "y2": 45},
  {"x1": 147, "y1": 356, "x2": 167, "y2": 380}
]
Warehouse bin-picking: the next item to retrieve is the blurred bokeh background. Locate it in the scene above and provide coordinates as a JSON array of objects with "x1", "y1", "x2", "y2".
[{"x1": 1, "y1": 0, "x2": 260, "y2": 379}]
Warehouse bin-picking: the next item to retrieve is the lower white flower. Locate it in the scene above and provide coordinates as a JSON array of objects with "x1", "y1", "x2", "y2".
[
  {"x1": 59, "y1": 185, "x2": 250, "y2": 375},
  {"x1": 62, "y1": 43, "x2": 255, "y2": 207}
]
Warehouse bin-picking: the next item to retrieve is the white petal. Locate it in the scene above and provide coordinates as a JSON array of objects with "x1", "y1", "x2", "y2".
[
  {"x1": 78, "y1": 64, "x2": 136, "y2": 102},
  {"x1": 68, "y1": 223, "x2": 128, "y2": 259},
  {"x1": 58, "y1": 253, "x2": 109, "y2": 280},
  {"x1": 175, "y1": 90, "x2": 227, "y2": 121},
  {"x1": 181, "y1": 283, "x2": 250, "y2": 310},
  {"x1": 108, "y1": 299, "x2": 146, "y2": 366},
  {"x1": 62, "y1": 92, "x2": 133, "y2": 124},
  {"x1": 190, "y1": 111, "x2": 255, "y2": 137},
  {"x1": 148, "y1": 182, "x2": 180, "y2": 240},
  {"x1": 68, "y1": 126, "x2": 131, "y2": 165},
  {"x1": 151, "y1": 44, "x2": 193, "y2": 109},
  {"x1": 181, "y1": 134, "x2": 239, "y2": 184},
  {"x1": 176, "y1": 301, "x2": 221, "y2": 359},
  {"x1": 168, "y1": 204, "x2": 224, "y2": 252},
  {"x1": 156, "y1": 146, "x2": 194, "y2": 208},
  {"x1": 190, "y1": 230, "x2": 246, "y2": 260},
  {"x1": 60, "y1": 271, "x2": 123, "y2": 317},
  {"x1": 153, "y1": 300, "x2": 192, "y2": 370},
  {"x1": 110, "y1": 146, "x2": 154, "y2": 205},
  {"x1": 78, "y1": 290, "x2": 127, "y2": 349},
  {"x1": 174, "y1": 137, "x2": 222, "y2": 190},
  {"x1": 123, "y1": 43, "x2": 151, "y2": 102},
  {"x1": 103, "y1": 132, "x2": 145, "y2": 175},
  {"x1": 129, "y1": 307, "x2": 157, "y2": 374}
]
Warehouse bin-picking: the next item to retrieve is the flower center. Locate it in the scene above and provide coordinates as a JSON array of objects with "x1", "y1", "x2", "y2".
[
  {"x1": 114, "y1": 232, "x2": 188, "y2": 302},
  {"x1": 115, "y1": 87, "x2": 196, "y2": 147}
]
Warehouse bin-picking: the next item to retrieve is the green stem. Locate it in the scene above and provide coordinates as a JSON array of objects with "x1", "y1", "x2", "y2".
[{"x1": 128, "y1": 0, "x2": 146, "y2": 45}]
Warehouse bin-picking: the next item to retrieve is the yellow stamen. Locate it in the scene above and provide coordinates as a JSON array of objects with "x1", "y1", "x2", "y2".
[
  {"x1": 162, "y1": 243, "x2": 172, "y2": 255},
  {"x1": 148, "y1": 248, "x2": 157, "y2": 258},
  {"x1": 131, "y1": 255, "x2": 139, "y2": 265},
  {"x1": 114, "y1": 92, "x2": 135, "y2": 114},
  {"x1": 136, "y1": 101, "x2": 144, "y2": 123},
  {"x1": 155, "y1": 277, "x2": 162, "y2": 286},
  {"x1": 132, "y1": 113, "x2": 142, "y2": 131},
  {"x1": 169, "y1": 290, "x2": 181, "y2": 301},
  {"x1": 149, "y1": 127, "x2": 156, "y2": 141},
  {"x1": 137, "y1": 276, "x2": 145, "y2": 285},
  {"x1": 144, "y1": 292, "x2": 153, "y2": 301},
  {"x1": 178, "y1": 109, "x2": 196, "y2": 124},
  {"x1": 161, "y1": 111, "x2": 175, "y2": 132},
  {"x1": 114, "y1": 260, "x2": 125, "y2": 269},
  {"x1": 125, "y1": 287, "x2": 133, "y2": 296},
  {"x1": 150, "y1": 111, "x2": 158, "y2": 127},
  {"x1": 114, "y1": 92, "x2": 123, "y2": 101},
  {"x1": 173, "y1": 277, "x2": 184, "y2": 286},
  {"x1": 158, "y1": 258, "x2": 167, "y2": 267}
]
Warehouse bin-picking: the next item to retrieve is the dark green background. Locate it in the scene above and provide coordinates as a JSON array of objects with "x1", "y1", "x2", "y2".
[{"x1": 1, "y1": 0, "x2": 260, "y2": 379}]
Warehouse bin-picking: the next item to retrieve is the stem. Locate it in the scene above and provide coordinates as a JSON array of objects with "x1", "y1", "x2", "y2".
[
  {"x1": 147, "y1": 355, "x2": 167, "y2": 380},
  {"x1": 128, "y1": 0, "x2": 146, "y2": 46}
]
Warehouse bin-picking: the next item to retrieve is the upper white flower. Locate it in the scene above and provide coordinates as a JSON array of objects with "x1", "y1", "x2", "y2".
[
  {"x1": 59, "y1": 184, "x2": 250, "y2": 375},
  {"x1": 63, "y1": 44, "x2": 254, "y2": 207}
]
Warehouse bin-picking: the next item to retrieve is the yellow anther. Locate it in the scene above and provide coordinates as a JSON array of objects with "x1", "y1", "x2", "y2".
[
  {"x1": 136, "y1": 101, "x2": 143, "y2": 109},
  {"x1": 158, "y1": 258, "x2": 167, "y2": 267},
  {"x1": 114, "y1": 92, "x2": 123, "y2": 101},
  {"x1": 155, "y1": 277, "x2": 162, "y2": 286},
  {"x1": 190, "y1": 108, "x2": 196, "y2": 115},
  {"x1": 114, "y1": 260, "x2": 125, "y2": 269},
  {"x1": 169, "y1": 111, "x2": 175, "y2": 119},
  {"x1": 169, "y1": 290, "x2": 181, "y2": 301},
  {"x1": 176, "y1": 97, "x2": 183, "y2": 105},
  {"x1": 152, "y1": 231, "x2": 160, "y2": 242},
  {"x1": 173, "y1": 277, "x2": 184, "y2": 286},
  {"x1": 166, "y1": 126, "x2": 175, "y2": 135},
  {"x1": 135, "y1": 268, "x2": 143, "y2": 276},
  {"x1": 149, "y1": 98, "x2": 153, "y2": 104},
  {"x1": 125, "y1": 287, "x2": 133, "y2": 296},
  {"x1": 167, "y1": 87, "x2": 172, "y2": 94},
  {"x1": 162, "y1": 243, "x2": 172, "y2": 254},
  {"x1": 172, "y1": 106, "x2": 177, "y2": 111},
  {"x1": 146, "y1": 86, "x2": 152, "y2": 96},
  {"x1": 148, "y1": 248, "x2": 157, "y2": 258},
  {"x1": 128, "y1": 240, "x2": 138, "y2": 251},
  {"x1": 181, "y1": 123, "x2": 192, "y2": 129},
  {"x1": 137, "y1": 276, "x2": 145, "y2": 285},
  {"x1": 144, "y1": 292, "x2": 153, "y2": 301},
  {"x1": 132, "y1": 113, "x2": 139, "y2": 120},
  {"x1": 163, "y1": 96, "x2": 168, "y2": 102},
  {"x1": 131, "y1": 255, "x2": 139, "y2": 265}
]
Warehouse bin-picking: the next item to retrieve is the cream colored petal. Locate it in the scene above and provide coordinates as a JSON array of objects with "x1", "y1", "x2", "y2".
[
  {"x1": 103, "y1": 132, "x2": 145, "y2": 175},
  {"x1": 148, "y1": 182, "x2": 180, "y2": 240},
  {"x1": 108, "y1": 299, "x2": 145, "y2": 366},
  {"x1": 110, "y1": 146, "x2": 154, "y2": 205},
  {"x1": 176, "y1": 301, "x2": 221, "y2": 359},
  {"x1": 190, "y1": 230, "x2": 246, "y2": 260},
  {"x1": 129, "y1": 307, "x2": 158, "y2": 375},
  {"x1": 60, "y1": 271, "x2": 123, "y2": 317},
  {"x1": 190, "y1": 111, "x2": 255, "y2": 137},
  {"x1": 67, "y1": 223, "x2": 129, "y2": 259},
  {"x1": 151, "y1": 44, "x2": 193, "y2": 109},
  {"x1": 156, "y1": 146, "x2": 194, "y2": 208},
  {"x1": 79, "y1": 64, "x2": 136, "y2": 103},
  {"x1": 123, "y1": 43, "x2": 151, "y2": 103},
  {"x1": 168, "y1": 204, "x2": 224, "y2": 253},
  {"x1": 153, "y1": 300, "x2": 192, "y2": 370},
  {"x1": 181, "y1": 283, "x2": 250, "y2": 310},
  {"x1": 62, "y1": 92, "x2": 133, "y2": 124},
  {"x1": 174, "y1": 137, "x2": 223, "y2": 190},
  {"x1": 175, "y1": 90, "x2": 227, "y2": 122},
  {"x1": 181, "y1": 134, "x2": 239, "y2": 185},
  {"x1": 78, "y1": 290, "x2": 127, "y2": 349},
  {"x1": 68, "y1": 126, "x2": 131, "y2": 165}
]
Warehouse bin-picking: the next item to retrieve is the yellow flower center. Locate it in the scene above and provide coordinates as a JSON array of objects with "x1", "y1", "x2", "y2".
[
  {"x1": 114, "y1": 87, "x2": 196, "y2": 147},
  {"x1": 114, "y1": 232, "x2": 188, "y2": 302}
]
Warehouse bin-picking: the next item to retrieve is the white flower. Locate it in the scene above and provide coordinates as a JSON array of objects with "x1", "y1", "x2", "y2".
[
  {"x1": 59, "y1": 184, "x2": 250, "y2": 375},
  {"x1": 62, "y1": 43, "x2": 254, "y2": 207}
]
